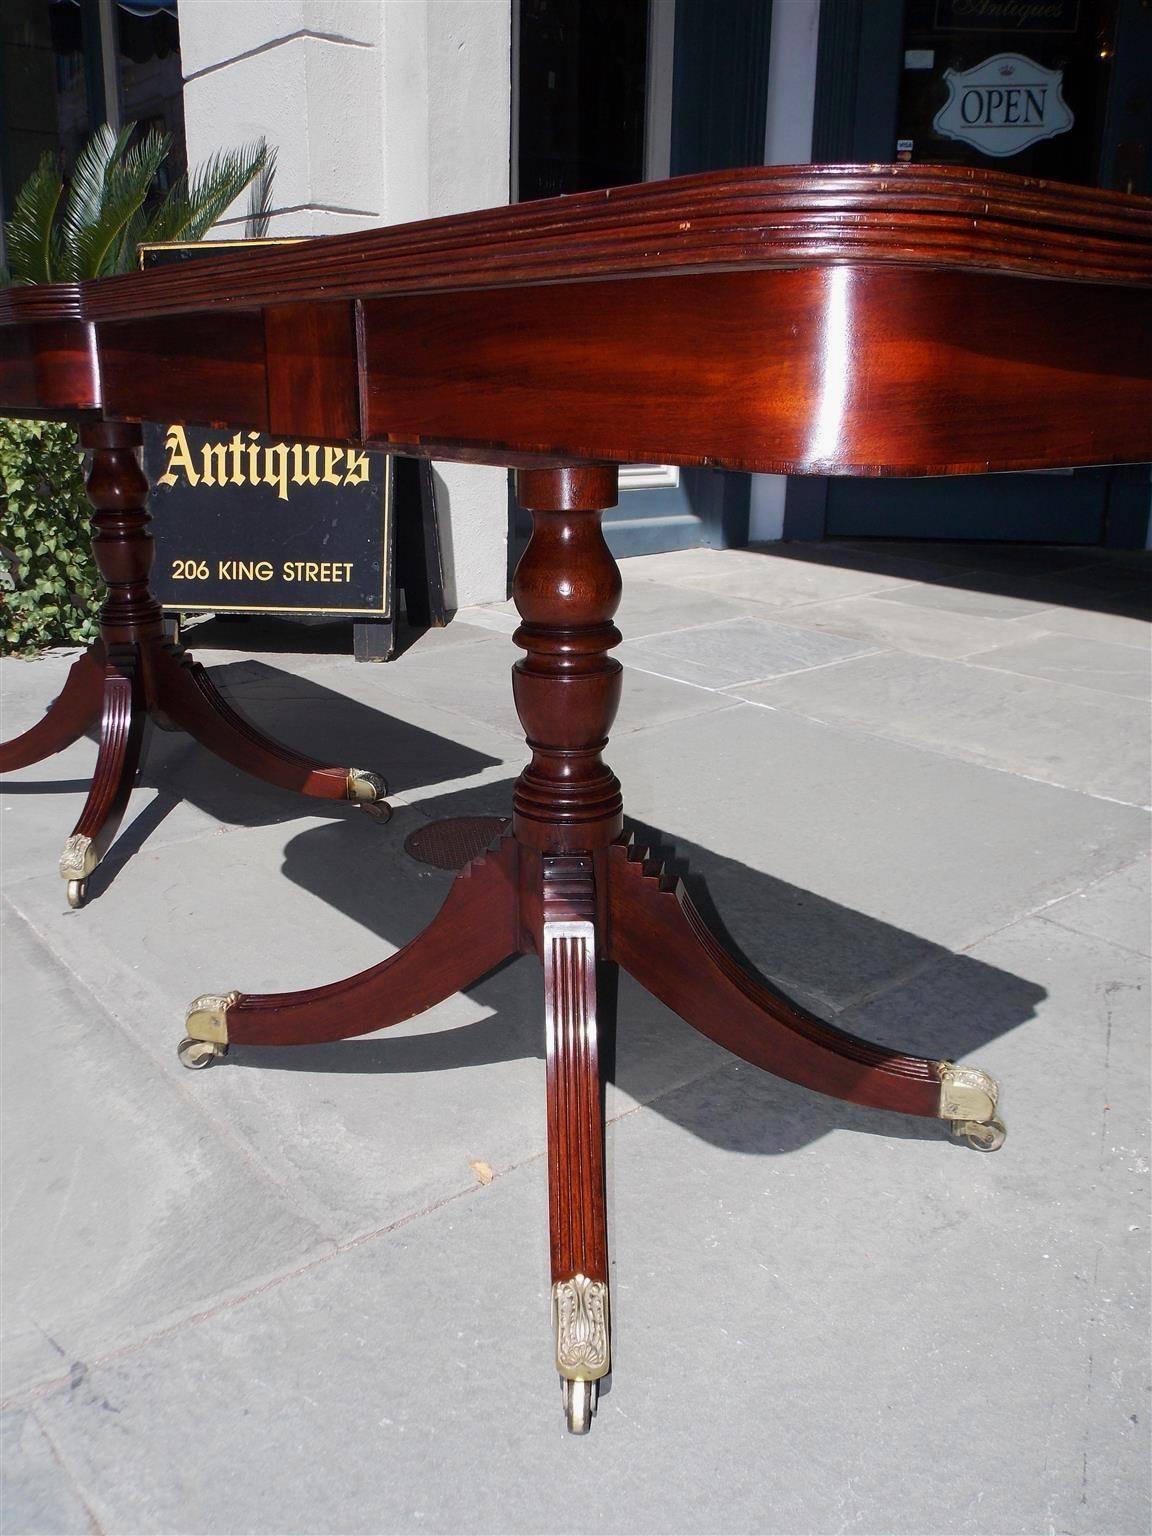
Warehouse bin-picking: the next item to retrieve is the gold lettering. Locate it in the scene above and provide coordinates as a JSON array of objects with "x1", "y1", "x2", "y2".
[
  {"x1": 246, "y1": 431, "x2": 262, "y2": 484},
  {"x1": 200, "y1": 442, "x2": 229, "y2": 487},
  {"x1": 228, "y1": 433, "x2": 246, "y2": 486},
  {"x1": 157, "y1": 425, "x2": 199, "y2": 488},
  {"x1": 291, "y1": 443, "x2": 320, "y2": 486},
  {"x1": 255, "y1": 561, "x2": 273, "y2": 581},
  {"x1": 343, "y1": 450, "x2": 370, "y2": 486},
  {"x1": 263, "y1": 443, "x2": 291, "y2": 502},
  {"x1": 322, "y1": 447, "x2": 343, "y2": 486}
]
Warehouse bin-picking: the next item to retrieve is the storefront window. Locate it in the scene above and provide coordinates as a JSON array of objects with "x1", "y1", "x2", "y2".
[
  {"x1": 895, "y1": 0, "x2": 1116, "y2": 186},
  {"x1": 115, "y1": 0, "x2": 185, "y2": 183},
  {"x1": 0, "y1": 0, "x2": 186, "y2": 223},
  {"x1": 516, "y1": 0, "x2": 649, "y2": 201}
]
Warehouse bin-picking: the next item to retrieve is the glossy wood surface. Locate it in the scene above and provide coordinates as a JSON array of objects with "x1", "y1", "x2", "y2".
[
  {"x1": 1, "y1": 165, "x2": 1149, "y2": 475},
  {"x1": 360, "y1": 265, "x2": 1152, "y2": 474},
  {"x1": 512, "y1": 467, "x2": 623, "y2": 849},
  {"x1": 4, "y1": 168, "x2": 1141, "y2": 1425},
  {"x1": 542, "y1": 855, "x2": 608, "y2": 1289}
]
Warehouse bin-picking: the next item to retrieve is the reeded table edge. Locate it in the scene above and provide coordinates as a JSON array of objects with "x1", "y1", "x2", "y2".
[{"x1": 2, "y1": 163, "x2": 1150, "y2": 330}]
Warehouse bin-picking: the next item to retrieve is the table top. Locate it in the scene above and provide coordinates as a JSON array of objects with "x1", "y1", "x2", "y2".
[{"x1": 2, "y1": 164, "x2": 1151, "y2": 477}]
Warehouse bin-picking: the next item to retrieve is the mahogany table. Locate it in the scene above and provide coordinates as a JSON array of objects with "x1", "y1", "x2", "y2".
[{"x1": 2, "y1": 165, "x2": 1150, "y2": 1432}]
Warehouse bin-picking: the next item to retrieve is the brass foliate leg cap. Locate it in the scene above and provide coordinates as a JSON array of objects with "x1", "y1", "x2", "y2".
[
  {"x1": 184, "y1": 990, "x2": 238, "y2": 1046},
  {"x1": 552, "y1": 1274, "x2": 609, "y2": 1432},
  {"x1": 346, "y1": 769, "x2": 389, "y2": 804},
  {"x1": 59, "y1": 833, "x2": 98, "y2": 881}
]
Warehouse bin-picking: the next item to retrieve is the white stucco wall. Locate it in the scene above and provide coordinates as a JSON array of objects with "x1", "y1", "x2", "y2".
[{"x1": 178, "y1": 0, "x2": 513, "y2": 607}]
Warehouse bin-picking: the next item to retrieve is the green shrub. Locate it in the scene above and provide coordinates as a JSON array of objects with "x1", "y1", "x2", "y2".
[{"x1": 0, "y1": 417, "x2": 100, "y2": 655}]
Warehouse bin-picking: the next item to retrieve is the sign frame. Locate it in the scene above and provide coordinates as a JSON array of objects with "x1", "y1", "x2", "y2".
[{"x1": 144, "y1": 422, "x2": 393, "y2": 620}]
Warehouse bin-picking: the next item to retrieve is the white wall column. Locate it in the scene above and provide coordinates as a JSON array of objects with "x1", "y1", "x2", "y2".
[
  {"x1": 178, "y1": 0, "x2": 513, "y2": 607},
  {"x1": 748, "y1": 0, "x2": 821, "y2": 543}
]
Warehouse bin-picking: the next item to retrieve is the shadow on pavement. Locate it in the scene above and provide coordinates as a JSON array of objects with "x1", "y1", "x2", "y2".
[
  {"x1": 222, "y1": 774, "x2": 1045, "y2": 1157},
  {"x1": 755, "y1": 538, "x2": 1152, "y2": 619},
  {"x1": 1, "y1": 658, "x2": 502, "y2": 900}
]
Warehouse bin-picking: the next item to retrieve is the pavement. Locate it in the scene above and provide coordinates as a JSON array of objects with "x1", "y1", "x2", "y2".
[{"x1": 1, "y1": 538, "x2": 1149, "y2": 1536}]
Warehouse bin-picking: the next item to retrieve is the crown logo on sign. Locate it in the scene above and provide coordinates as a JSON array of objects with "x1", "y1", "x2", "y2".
[{"x1": 999, "y1": 63, "x2": 1015, "y2": 76}]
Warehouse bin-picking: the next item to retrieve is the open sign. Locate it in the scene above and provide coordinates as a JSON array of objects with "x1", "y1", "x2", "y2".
[{"x1": 933, "y1": 52, "x2": 1073, "y2": 157}]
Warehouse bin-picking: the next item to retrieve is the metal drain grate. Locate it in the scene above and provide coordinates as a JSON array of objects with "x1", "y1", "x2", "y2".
[{"x1": 403, "y1": 815, "x2": 510, "y2": 871}]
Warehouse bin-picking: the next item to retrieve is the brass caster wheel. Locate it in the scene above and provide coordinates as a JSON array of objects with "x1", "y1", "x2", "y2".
[
  {"x1": 953, "y1": 1115, "x2": 1007, "y2": 1152},
  {"x1": 66, "y1": 879, "x2": 87, "y2": 909},
  {"x1": 178, "y1": 1037, "x2": 226, "y2": 1070},
  {"x1": 562, "y1": 1377, "x2": 597, "y2": 1435}
]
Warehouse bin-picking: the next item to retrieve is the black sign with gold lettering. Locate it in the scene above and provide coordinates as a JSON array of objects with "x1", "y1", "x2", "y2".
[{"x1": 143, "y1": 423, "x2": 391, "y2": 617}]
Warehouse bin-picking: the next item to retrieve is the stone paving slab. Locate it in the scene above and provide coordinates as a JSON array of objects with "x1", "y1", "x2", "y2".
[
  {"x1": 860, "y1": 578, "x2": 1057, "y2": 620},
  {"x1": 829, "y1": 539, "x2": 1104, "y2": 578},
  {"x1": 2, "y1": 541, "x2": 1148, "y2": 1536},
  {"x1": 1039, "y1": 856, "x2": 1151, "y2": 957},
  {"x1": 960, "y1": 631, "x2": 1152, "y2": 699},
  {"x1": 608, "y1": 703, "x2": 1149, "y2": 979},
  {"x1": 1005, "y1": 603, "x2": 1152, "y2": 649},
  {"x1": 734, "y1": 651, "x2": 1151, "y2": 805},
  {"x1": 22, "y1": 914, "x2": 1149, "y2": 1535},
  {"x1": 616, "y1": 615, "x2": 880, "y2": 689},
  {"x1": 735, "y1": 589, "x2": 1031, "y2": 660},
  {"x1": 0, "y1": 912, "x2": 331, "y2": 1401},
  {"x1": 620, "y1": 546, "x2": 955, "y2": 608},
  {"x1": 0, "y1": 1411, "x2": 97, "y2": 1536}
]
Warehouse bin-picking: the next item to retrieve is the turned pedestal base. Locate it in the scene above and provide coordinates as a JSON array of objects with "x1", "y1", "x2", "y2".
[
  {"x1": 0, "y1": 421, "x2": 387, "y2": 905},
  {"x1": 176, "y1": 464, "x2": 1004, "y2": 1434},
  {"x1": 180, "y1": 830, "x2": 1003, "y2": 1431}
]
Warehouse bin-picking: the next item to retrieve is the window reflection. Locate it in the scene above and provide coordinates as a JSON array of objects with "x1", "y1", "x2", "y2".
[
  {"x1": 116, "y1": 1, "x2": 185, "y2": 182},
  {"x1": 0, "y1": 0, "x2": 186, "y2": 224}
]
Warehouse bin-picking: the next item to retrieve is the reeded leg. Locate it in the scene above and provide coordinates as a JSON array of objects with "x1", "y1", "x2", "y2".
[
  {"x1": 151, "y1": 641, "x2": 388, "y2": 809},
  {"x1": 607, "y1": 837, "x2": 1005, "y2": 1147},
  {"x1": 179, "y1": 834, "x2": 522, "y2": 1062},
  {"x1": 542, "y1": 855, "x2": 610, "y2": 1434},
  {"x1": 58, "y1": 649, "x2": 147, "y2": 907},
  {"x1": 0, "y1": 643, "x2": 105, "y2": 773}
]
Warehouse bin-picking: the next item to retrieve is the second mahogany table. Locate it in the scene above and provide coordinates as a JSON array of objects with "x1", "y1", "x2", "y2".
[{"x1": 2, "y1": 164, "x2": 1150, "y2": 1433}]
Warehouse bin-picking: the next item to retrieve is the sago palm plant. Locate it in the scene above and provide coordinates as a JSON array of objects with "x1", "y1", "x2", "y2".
[
  {"x1": 1, "y1": 124, "x2": 275, "y2": 653},
  {"x1": 4, "y1": 122, "x2": 275, "y2": 284}
]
